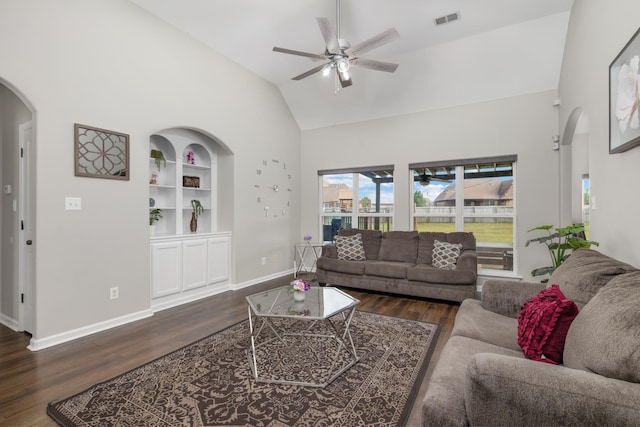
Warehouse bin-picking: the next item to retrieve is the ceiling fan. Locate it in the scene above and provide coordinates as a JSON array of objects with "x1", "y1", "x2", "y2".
[
  {"x1": 272, "y1": 0, "x2": 400, "y2": 91},
  {"x1": 415, "y1": 169, "x2": 451, "y2": 186}
]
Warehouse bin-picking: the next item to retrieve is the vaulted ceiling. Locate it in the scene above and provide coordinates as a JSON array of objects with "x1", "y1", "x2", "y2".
[{"x1": 131, "y1": 0, "x2": 574, "y2": 130}]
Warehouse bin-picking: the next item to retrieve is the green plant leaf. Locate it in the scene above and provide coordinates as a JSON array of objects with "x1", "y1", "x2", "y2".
[
  {"x1": 531, "y1": 266, "x2": 556, "y2": 277},
  {"x1": 527, "y1": 225, "x2": 554, "y2": 232},
  {"x1": 526, "y1": 223, "x2": 599, "y2": 281},
  {"x1": 567, "y1": 237, "x2": 599, "y2": 248},
  {"x1": 557, "y1": 224, "x2": 585, "y2": 235}
]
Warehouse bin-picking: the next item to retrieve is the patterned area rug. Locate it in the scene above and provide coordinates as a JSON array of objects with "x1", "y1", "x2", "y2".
[{"x1": 47, "y1": 311, "x2": 439, "y2": 426}]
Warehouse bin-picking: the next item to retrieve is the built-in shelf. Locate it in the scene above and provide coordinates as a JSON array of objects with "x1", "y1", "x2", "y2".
[
  {"x1": 149, "y1": 129, "x2": 228, "y2": 311},
  {"x1": 149, "y1": 132, "x2": 216, "y2": 236}
]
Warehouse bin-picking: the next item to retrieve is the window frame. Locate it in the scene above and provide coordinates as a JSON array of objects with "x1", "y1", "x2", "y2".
[
  {"x1": 409, "y1": 155, "x2": 517, "y2": 276},
  {"x1": 318, "y1": 166, "x2": 395, "y2": 242}
]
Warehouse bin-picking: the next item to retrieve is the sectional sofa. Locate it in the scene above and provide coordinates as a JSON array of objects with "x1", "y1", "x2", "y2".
[
  {"x1": 316, "y1": 228, "x2": 478, "y2": 302},
  {"x1": 423, "y1": 248, "x2": 640, "y2": 426}
]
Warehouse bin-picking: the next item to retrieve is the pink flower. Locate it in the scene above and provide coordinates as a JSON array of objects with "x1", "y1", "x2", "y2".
[
  {"x1": 186, "y1": 151, "x2": 195, "y2": 165},
  {"x1": 289, "y1": 279, "x2": 311, "y2": 292}
]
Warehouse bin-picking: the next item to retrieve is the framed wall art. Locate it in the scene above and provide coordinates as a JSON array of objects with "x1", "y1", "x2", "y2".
[
  {"x1": 609, "y1": 27, "x2": 640, "y2": 154},
  {"x1": 75, "y1": 123, "x2": 129, "y2": 180}
]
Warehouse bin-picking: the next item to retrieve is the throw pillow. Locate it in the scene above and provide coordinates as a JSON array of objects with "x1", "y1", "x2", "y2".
[
  {"x1": 517, "y1": 285, "x2": 579, "y2": 364},
  {"x1": 432, "y1": 239, "x2": 462, "y2": 270},
  {"x1": 335, "y1": 233, "x2": 366, "y2": 261},
  {"x1": 563, "y1": 271, "x2": 640, "y2": 383}
]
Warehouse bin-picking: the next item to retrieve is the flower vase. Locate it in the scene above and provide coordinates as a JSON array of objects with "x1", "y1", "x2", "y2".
[
  {"x1": 293, "y1": 291, "x2": 305, "y2": 302},
  {"x1": 190, "y1": 212, "x2": 197, "y2": 233}
]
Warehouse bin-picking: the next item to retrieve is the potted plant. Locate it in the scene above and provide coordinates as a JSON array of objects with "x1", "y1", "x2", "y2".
[
  {"x1": 526, "y1": 223, "x2": 599, "y2": 282},
  {"x1": 190, "y1": 199, "x2": 204, "y2": 232},
  {"x1": 149, "y1": 208, "x2": 163, "y2": 236},
  {"x1": 150, "y1": 149, "x2": 166, "y2": 171}
]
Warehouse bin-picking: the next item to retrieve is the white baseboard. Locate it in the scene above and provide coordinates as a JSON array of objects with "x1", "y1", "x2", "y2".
[
  {"x1": 25, "y1": 270, "x2": 294, "y2": 351},
  {"x1": 152, "y1": 269, "x2": 293, "y2": 311},
  {"x1": 151, "y1": 283, "x2": 233, "y2": 312},
  {"x1": 0, "y1": 313, "x2": 19, "y2": 331},
  {"x1": 27, "y1": 309, "x2": 154, "y2": 351},
  {"x1": 233, "y1": 270, "x2": 293, "y2": 290}
]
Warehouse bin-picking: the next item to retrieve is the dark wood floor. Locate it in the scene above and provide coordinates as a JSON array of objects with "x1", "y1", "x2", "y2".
[{"x1": 0, "y1": 276, "x2": 459, "y2": 426}]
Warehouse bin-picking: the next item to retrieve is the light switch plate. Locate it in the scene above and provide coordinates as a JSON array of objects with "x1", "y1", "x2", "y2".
[{"x1": 65, "y1": 197, "x2": 82, "y2": 211}]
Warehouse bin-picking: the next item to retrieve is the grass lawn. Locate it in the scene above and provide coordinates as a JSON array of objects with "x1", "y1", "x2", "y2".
[{"x1": 414, "y1": 222, "x2": 513, "y2": 244}]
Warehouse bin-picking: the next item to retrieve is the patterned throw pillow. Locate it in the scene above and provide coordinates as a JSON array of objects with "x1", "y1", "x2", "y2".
[
  {"x1": 432, "y1": 239, "x2": 462, "y2": 269},
  {"x1": 517, "y1": 285, "x2": 579, "y2": 364},
  {"x1": 336, "y1": 233, "x2": 366, "y2": 261}
]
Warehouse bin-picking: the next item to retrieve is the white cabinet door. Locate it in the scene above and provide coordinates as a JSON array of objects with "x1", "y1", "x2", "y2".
[
  {"x1": 183, "y1": 239, "x2": 208, "y2": 290},
  {"x1": 151, "y1": 241, "x2": 182, "y2": 298},
  {"x1": 208, "y1": 237, "x2": 230, "y2": 284}
]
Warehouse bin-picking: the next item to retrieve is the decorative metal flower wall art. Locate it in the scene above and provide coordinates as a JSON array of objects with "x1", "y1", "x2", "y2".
[{"x1": 74, "y1": 123, "x2": 129, "y2": 180}]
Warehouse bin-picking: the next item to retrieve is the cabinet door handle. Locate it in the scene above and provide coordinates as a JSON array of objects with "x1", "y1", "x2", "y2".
[{"x1": 26, "y1": 240, "x2": 33, "y2": 245}]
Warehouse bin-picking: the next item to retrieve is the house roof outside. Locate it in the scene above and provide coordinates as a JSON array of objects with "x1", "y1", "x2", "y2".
[
  {"x1": 323, "y1": 182, "x2": 353, "y2": 204},
  {"x1": 434, "y1": 179, "x2": 513, "y2": 204}
]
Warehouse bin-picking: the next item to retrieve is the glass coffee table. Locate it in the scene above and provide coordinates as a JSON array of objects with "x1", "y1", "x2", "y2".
[{"x1": 246, "y1": 286, "x2": 360, "y2": 387}]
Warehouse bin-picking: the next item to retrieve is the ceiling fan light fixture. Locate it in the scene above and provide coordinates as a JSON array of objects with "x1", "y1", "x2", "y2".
[
  {"x1": 271, "y1": 0, "x2": 399, "y2": 91},
  {"x1": 336, "y1": 57, "x2": 350, "y2": 73},
  {"x1": 322, "y1": 63, "x2": 333, "y2": 77}
]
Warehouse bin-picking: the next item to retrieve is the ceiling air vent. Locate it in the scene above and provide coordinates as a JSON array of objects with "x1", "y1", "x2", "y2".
[{"x1": 434, "y1": 11, "x2": 460, "y2": 26}]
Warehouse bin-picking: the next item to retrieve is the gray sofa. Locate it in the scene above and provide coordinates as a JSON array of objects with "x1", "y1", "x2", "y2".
[
  {"x1": 423, "y1": 248, "x2": 640, "y2": 426},
  {"x1": 316, "y1": 229, "x2": 477, "y2": 302}
]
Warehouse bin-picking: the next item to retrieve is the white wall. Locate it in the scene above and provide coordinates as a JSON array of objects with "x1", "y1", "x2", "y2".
[
  {"x1": 300, "y1": 90, "x2": 561, "y2": 280},
  {"x1": 559, "y1": 0, "x2": 640, "y2": 266},
  {"x1": 0, "y1": 0, "x2": 300, "y2": 343}
]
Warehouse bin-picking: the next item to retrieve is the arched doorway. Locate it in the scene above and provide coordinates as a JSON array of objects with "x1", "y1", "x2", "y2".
[
  {"x1": 560, "y1": 107, "x2": 590, "y2": 234},
  {"x1": 0, "y1": 79, "x2": 36, "y2": 334}
]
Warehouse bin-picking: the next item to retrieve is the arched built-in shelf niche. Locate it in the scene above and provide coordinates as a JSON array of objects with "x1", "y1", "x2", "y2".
[{"x1": 148, "y1": 127, "x2": 234, "y2": 311}]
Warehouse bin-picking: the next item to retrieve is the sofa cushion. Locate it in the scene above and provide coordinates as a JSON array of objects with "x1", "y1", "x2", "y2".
[
  {"x1": 547, "y1": 248, "x2": 637, "y2": 307},
  {"x1": 364, "y1": 261, "x2": 411, "y2": 279},
  {"x1": 452, "y1": 299, "x2": 520, "y2": 351},
  {"x1": 338, "y1": 229, "x2": 382, "y2": 260},
  {"x1": 417, "y1": 232, "x2": 448, "y2": 265},
  {"x1": 563, "y1": 271, "x2": 640, "y2": 383},
  {"x1": 432, "y1": 239, "x2": 462, "y2": 270},
  {"x1": 417, "y1": 232, "x2": 475, "y2": 264},
  {"x1": 445, "y1": 232, "x2": 476, "y2": 250},
  {"x1": 407, "y1": 264, "x2": 476, "y2": 285},
  {"x1": 335, "y1": 233, "x2": 366, "y2": 261},
  {"x1": 464, "y1": 352, "x2": 640, "y2": 427},
  {"x1": 315, "y1": 257, "x2": 366, "y2": 275},
  {"x1": 378, "y1": 231, "x2": 418, "y2": 263},
  {"x1": 422, "y1": 335, "x2": 524, "y2": 427},
  {"x1": 517, "y1": 285, "x2": 579, "y2": 364}
]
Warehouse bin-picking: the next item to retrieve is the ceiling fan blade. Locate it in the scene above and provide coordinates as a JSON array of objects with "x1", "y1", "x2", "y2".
[
  {"x1": 292, "y1": 63, "x2": 328, "y2": 80},
  {"x1": 351, "y1": 57, "x2": 398, "y2": 73},
  {"x1": 316, "y1": 17, "x2": 340, "y2": 55},
  {"x1": 337, "y1": 70, "x2": 353, "y2": 88},
  {"x1": 346, "y1": 27, "x2": 400, "y2": 57},
  {"x1": 273, "y1": 46, "x2": 327, "y2": 61}
]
